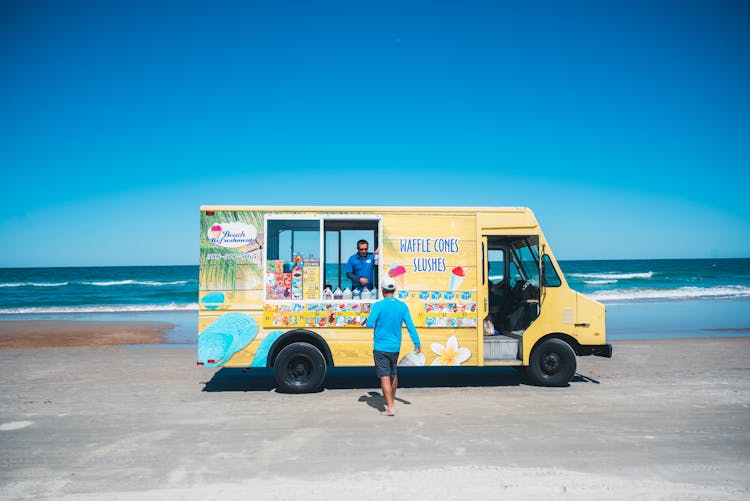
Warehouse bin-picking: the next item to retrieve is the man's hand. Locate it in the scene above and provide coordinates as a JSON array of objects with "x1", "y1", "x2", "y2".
[{"x1": 359, "y1": 277, "x2": 369, "y2": 285}]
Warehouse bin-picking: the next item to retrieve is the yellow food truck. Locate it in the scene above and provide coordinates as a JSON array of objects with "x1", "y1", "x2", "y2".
[{"x1": 198, "y1": 206, "x2": 611, "y2": 392}]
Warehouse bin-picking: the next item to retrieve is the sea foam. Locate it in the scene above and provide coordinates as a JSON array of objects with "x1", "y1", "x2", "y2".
[
  {"x1": 570, "y1": 271, "x2": 654, "y2": 280},
  {"x1": 0, "y1": 280, "x2": 189, "y2": 288},
  {"x1": 0, "y1": 282, "x2": 69, "y2": 287},
  {"x1": 0, "y1": 303, "x2": 199, "y2": 314},
  {"x1": 81, "y1": 280, "x2": 190, "y2": 286},
  {"x1": 587, "y1": 285, "x2": 750, "y2": 302}
]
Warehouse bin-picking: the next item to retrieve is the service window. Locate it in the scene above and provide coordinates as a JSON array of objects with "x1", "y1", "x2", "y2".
[{"x1": 264, "y1": 216, "x2": 380, "y2": 302}]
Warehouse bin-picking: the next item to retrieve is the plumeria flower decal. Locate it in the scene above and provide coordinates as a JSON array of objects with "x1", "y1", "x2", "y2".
[{"x1": 430, "y1": 335, "x2": 471, "y2": 366}]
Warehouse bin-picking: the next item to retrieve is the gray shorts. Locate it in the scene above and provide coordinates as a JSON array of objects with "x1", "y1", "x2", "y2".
[{"x1": 373, "y1": 350, "x2": 399, "y2": 378}]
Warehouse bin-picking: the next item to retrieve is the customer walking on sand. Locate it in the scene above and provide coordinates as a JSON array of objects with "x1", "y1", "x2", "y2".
[{"x1": 365, "y1": 276, "x2": 421, "y2": 416}]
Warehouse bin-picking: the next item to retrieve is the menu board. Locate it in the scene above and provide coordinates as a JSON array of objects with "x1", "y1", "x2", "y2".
[
  {"x1": 414, "y1": 290, "x2": 478, "y2": 328},
  {"x1": 261, "y1": 291, "x2": 478, "y2": 329},
  {"x1": 263, "y1": 301, "x2": 372, "y2": 328},
  {"x1": 302, "y1": 258, "x2": 320, "y2": 300}
]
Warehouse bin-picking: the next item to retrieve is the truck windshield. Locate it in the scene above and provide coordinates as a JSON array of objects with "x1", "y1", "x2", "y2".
[{"x1": 511, "y1": 240, "x2": 540, "y2": 287}]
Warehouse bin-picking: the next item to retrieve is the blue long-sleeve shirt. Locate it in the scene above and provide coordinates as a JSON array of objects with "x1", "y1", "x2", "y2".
[
  {"x1": 345, "y1": 252, "x2": 375, "y2": 290},
  {"x1": 365, "y1": 297, "x2": 421, "y2": 352}
]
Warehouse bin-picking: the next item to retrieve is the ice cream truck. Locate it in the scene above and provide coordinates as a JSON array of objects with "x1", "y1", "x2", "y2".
[{"x1": 198, "y1": 206, "x2": 612, "y2": 392}]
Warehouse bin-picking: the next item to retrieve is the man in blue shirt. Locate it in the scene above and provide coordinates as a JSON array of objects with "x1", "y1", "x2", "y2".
[
  {"x1": 365, "y1": 276, "x2": 421, "y2": 416},
  {"x1": 345, "y1": 239, "x2": 375, "y2": 292}
]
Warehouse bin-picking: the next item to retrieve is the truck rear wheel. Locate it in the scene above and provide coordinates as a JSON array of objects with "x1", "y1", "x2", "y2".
[
  {"x1": 274, "y1": 342, "x2": 326, "y2": 393},
  {"x1": 527, "y1": 338, "x2": 576, "y2": 387}
]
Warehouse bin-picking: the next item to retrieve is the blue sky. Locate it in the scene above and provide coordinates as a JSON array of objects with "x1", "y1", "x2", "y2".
[{"x1": 1, "y1": 0, "x2": 749, "y2": 267}]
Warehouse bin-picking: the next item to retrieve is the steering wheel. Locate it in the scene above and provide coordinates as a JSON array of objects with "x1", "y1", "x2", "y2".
[{"x1": 511, "y1": 280, "x2": 529, "y2": 302}]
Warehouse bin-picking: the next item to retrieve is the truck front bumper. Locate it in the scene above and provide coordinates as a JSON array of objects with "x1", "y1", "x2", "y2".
[{"x1": 579, "y1": 343, "x2": 613, "y2": 358}]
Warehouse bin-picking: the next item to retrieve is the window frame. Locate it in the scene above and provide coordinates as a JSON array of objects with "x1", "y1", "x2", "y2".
[
  {"x1": 263, "y1": 214, "x2": 382, "y2": 302},
  {"x1": 541, "y1": 254, "x2": 562, "y2": 287}
]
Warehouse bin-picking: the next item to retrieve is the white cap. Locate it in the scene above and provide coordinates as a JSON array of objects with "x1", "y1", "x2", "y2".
[{"x1": 380, "y1": 276, "x2": 396, "y2": 292}]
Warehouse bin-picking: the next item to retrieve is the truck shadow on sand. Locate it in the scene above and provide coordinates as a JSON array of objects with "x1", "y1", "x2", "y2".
[{"x1": 202, "y1": 367, "x2": 599, "y2": 392}]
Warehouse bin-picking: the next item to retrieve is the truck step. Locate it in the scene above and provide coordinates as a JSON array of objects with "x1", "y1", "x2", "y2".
[{"x1": 484, "y1": 335, "x2": 520, "y2": 361}]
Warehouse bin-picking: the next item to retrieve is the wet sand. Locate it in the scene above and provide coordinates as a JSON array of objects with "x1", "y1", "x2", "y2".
[
  {"x1": 0, "y1": 320, "x2": 172, "y2": 348},
  {"x1": 0, "y1": 332, "x2": 748, "y2": 500}
]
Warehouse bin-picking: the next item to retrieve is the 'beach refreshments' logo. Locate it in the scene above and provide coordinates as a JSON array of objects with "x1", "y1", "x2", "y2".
[{"x1": 207, "y1": 222, "x2": 258, "y2": 248}]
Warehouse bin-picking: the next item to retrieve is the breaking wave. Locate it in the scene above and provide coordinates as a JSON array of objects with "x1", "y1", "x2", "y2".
[
  {"x1": 0, "y1": 303, "x2": 199, "y2": 314},
  {"x1": 0, "y1": 280, "x2": 190, "y2": 288},
  {"x1": 0, "y1": 282, "x2": 69, "y2": 287},
  {"x1": 570, "y1": 271, "x2": 654, "y2": 280},
  {"x1": 81, "y1": 280, "x2": 190, "y2": 286},
  {"x1": 587, "y1": 285, "x2": 750, "y2": 302}
]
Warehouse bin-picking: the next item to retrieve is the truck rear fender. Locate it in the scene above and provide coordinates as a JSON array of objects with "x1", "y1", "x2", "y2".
[{"x1": 267, "y1": 329, "x2": 334, "y2": 368}]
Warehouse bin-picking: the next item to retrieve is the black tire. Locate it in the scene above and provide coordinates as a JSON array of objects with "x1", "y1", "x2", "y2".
[
  {"x1": 274, "y1": 342, "x2": 326, "y2": 393},
  {"x1": 526, "y1": 338, "x2": 576, "y2": 387}
]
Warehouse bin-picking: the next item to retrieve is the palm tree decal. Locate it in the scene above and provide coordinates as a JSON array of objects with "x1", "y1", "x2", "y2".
[{"x1": 199, "y1": 209, "x2": 265, "y2": 292}]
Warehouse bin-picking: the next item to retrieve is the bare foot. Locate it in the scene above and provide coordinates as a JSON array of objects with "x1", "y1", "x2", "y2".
[{"x1": 380, "y1": 409, "x2": 395, "y2": 417}]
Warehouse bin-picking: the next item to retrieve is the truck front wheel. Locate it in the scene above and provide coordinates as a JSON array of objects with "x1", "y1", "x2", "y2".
[
  {"x1": 527, "y1": 338, "x2": 576, "y2": 387},
  {"x1": 274, "y1": 342, "x2": 326, "y2": 393}
]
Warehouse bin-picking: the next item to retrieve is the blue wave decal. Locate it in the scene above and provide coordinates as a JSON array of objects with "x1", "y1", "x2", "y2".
[
  {"x1": 250, "y1": 330, "x2": 285, "y2": 367},
  {"x1": 201, "y1": 291, "x2": 225, "y2": 310},
  {"x1": 198, "y1": 313, "x2": 258, "y2": 367}
]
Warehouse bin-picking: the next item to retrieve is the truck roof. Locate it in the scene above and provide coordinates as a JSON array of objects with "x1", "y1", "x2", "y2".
[{"x1": 200, "y1": 205, "x2": 533, "y2": 213}]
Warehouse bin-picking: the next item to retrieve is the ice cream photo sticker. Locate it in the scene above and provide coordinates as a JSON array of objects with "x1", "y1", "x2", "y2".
[
  {"x1": 449, "y1": 266, "x2": 466, "y2": 290},
  {"x1": 388, "y1": 263, "x2": 407, "y2": 288}
]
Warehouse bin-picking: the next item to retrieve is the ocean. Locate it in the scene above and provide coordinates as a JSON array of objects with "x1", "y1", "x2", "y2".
[
  {"x1": 0, "y1": 265, "x2": 198, "y2": 345},
  {"x1": 0, "y1": 259, "x2": 748, "y2": 342}
]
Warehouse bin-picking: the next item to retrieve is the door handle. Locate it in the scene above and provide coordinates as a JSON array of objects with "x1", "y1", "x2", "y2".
[{"x1": 575, "y1": 323, "x2": 590, "y2": 327}]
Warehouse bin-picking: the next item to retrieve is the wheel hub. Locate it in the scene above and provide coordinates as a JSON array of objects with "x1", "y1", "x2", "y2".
[
  {"x1": 288, "y1": 356, "x2": 311, "y2": 381},
  {"x1": 542, "y1": 352, "x2": 561, "y2": 374}
]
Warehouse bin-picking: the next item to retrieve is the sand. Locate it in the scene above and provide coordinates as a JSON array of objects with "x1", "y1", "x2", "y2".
[
  {"x1": 0, "y1": 326, "x2": 748, "y2": 500},
  {"x1": 0, "y1": 320, "x2": 172, "y2": 348}
]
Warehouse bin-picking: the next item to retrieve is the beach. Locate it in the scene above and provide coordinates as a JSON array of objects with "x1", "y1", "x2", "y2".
[
  {"x1": 1, "y1": 322, "x2": 748, "y2": 500},
  {"x1": 0, "y1": 320, "x2": 171, "y2": 349}
]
